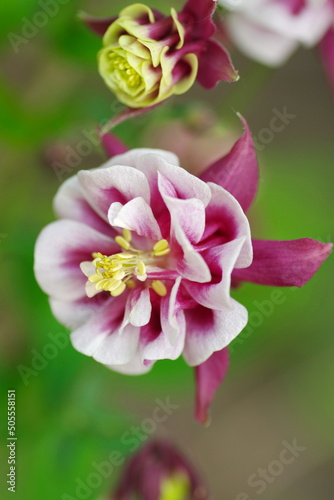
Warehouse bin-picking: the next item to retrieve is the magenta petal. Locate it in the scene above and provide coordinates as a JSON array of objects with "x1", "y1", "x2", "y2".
[
  {"x1": 233, "y1": 238, "x2": 332, "y2": 287},
  {"x1": 320, "y1": 28, "x2": 334, "y2": 94},
  {"x1": 78, "y1": 11, "x2": 117, "y2": 36},
  {"x1": 181, "y1": 0, "x2": 217, "y2": 39},
  {"x1": 195, "y1": 348, "x2": 229, "y2": 424},
  {"x1": 197, "y1": 40, "x2": 239, "y2": 88},
  {"x1": 101, "y1": 131, "x2": 128, "y2": 158},
  {"x1": 200, "y1": 116, "x2": 259, "y2": 213}
]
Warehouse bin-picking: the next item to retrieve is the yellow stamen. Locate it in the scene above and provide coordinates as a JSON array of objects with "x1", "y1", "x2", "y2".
[
  {"x1": 115, "y1": 235, "x2": 131, "y2": 250},
  {"x1": 122, "y1": 228, "x2": 132, "y2": 242},
  {"x1": 82, "y1": 235, "x2": 171, "y2": 298},
  {"x1": 154, "y1": 248, "x2": 171, "y2": 257},
  {"x1": 110, "y1": 281, "x2": 126, "y2": 297},
  {"x1": 152, "y1": 280, "x2": 167, "y2": 297},
  {"x1": 153, "y1": 239, "x2": 169, "y2": 254},
  {"x1": 137, "y1": 260, "x2": 146, "y2": 276},
  {"x1": 115, "y1": 253, "x2": 133, "y2": 260}
]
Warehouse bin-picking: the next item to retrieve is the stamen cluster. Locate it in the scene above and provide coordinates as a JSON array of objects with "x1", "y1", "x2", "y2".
[{"x1": 86, "y1": 229, "x2": 170, "y2": 297}]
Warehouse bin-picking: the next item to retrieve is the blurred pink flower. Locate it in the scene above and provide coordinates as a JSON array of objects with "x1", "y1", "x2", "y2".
[
  {"x1": 34, "y1": 121, "x2": 332, "y2": 423},
  {"x1": 114, "y1": 439, "x2": 209, "y2": 500},
  {"x1": 219, "y1": 0, "x2": 334, "y2": 72},
  {"x1": 144, "y1": 110, "x2": 239, "y2": 177}
]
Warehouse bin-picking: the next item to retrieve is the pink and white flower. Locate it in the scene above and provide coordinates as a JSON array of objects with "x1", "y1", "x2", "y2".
[
  {"x1": 34, "y1": 122, "x2": 332, "y2": 423},
  {"x1": 219, "y1": 0, "x2": 334, "y2": 71}
]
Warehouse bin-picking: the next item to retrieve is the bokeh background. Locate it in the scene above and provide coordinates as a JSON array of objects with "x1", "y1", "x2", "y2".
[{"x1": 0, "y1": 1, "x2": 333, "y2": 499}]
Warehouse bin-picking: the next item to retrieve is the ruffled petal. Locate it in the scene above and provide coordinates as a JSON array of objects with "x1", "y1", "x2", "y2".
[
  {"x1": 159, "y1": 172, "x2": 211, "y2": 283},
  {"x1": 136, "y1": 152, "x2": 210, "y2": 207},
  {"x1": 183, "y1": 300, "x2": 248, "y2": 366},
  {"x1": 78, "y1": 163, "x2": 151, "y2": 221},
  {"x1": 70, "y1": 294, "x2": 142, "y2": 366},
  {"x1": 201, "y1": 116, "x2": 259, "y2": 213},
  {"x1": 53, "y1": 175, "x2": 112, "y2": 236},
  {"x1": 141, "y1": 282, "x2": 186, "y2": 362},
  {"x1": 233, "y1": 238, "x2": 332, "y2": 287},
  {"x1": 204, "y1": 182, "x2": 253, "y2": 268},
  {"x1": 158, "y1": 173, "x2": 206, "y2": 244},
  {"x1": 185, "y1": 238, "x2": 247, "y2": 311},
  {"x1": 108, "y1": 197, "x2": 162, "y2": 240},
  {"x1": 34, "y1": 220, "x2": 117, "y2": 301},
  {"x1": 194, "y1": 348, "x2": 229, "y2": 424}
]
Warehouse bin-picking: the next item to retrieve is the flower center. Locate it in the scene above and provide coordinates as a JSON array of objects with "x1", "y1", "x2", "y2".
[
  {"x1": 108, "y1": 52, "x2": 143, "y2": 89},
  {"x1": 85, "y1": 230, "x2": 170, "y2": 298}
]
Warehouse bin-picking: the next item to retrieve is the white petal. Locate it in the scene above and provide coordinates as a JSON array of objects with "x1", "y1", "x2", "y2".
[
  {"x1": 34, "y1": 220, "x2": 116, "y2": 301},
  {"x1": 183, "y1": 299, "x2": 248, "y2": 366},
  {"x1": 108, "y1": 197, "x2": 162, "y2": 240}
]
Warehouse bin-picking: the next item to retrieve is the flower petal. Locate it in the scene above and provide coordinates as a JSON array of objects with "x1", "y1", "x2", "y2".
[
  {"x1": 50, "y1": 294, "x2": 109, "y2": 331},
  {"x1": 108, "y1": 197, "x2": 162, "y2": 240},
  {"x1": 201, "y1": 116, "x2": 259, "y2": 213},
  {"x1": 136, "y1": 152, "x2": 210, "y2": 206},
  {"x1": 197, "y1": 40, "x2": 239, "y2": 88},
  {"x1": 107, "y1": 357, "x2": 154, "y2": 375},
  {"x1": 101, "y1": 131, "x2": 129, "y2": 158},
  {"x1": 120, "y1": 288, "x2": 152, "y2": 333},
  {"x1": 78, "y1": 163, "x2": 151, "y2": 221},
  {"x1": 158, "y1": 172, "x2": 211, "y2": 283},
  {"x1": 160, "y1": 277, "x2": 185, "y2": 346},
  {"x1": 233, "y1": 238, "x2": 332, "y2": 287},
  {"x1": 225, "y1": 12, "x2": 298, "y2": 66},
  {"x1": 140, "y1": 283, "x2": 186, "y2": 362},
  {"x1": 79, "y1": 11, "x2": 118, "y2": 36},
  {"x1": 185, "y1": 238, "x2": 247, "y2": 311},
  {"x1": 181, "y1": 0, "x2": 217, "y2": 39},
  {"x1": 158, "y1": 172, "x2": 206, "y2": 244},
  {"x1": 71, "y1": 294, "x2": 142, "y2": 366},
  {"x1": 204, "y1": 182, "x2": 253, "y2": 268},
  {"x1": 183, "y1": 300, "x2": 248, "y2": 366},
  {"x1": 194, "y1": 348, "x2": 229, "y2": 424},
  {"x1": 34, "y1": 220, "x2": 117, "y2": 301},
  {"x1": 53, "y1": 176, "x2": 112, "y2": 236}
]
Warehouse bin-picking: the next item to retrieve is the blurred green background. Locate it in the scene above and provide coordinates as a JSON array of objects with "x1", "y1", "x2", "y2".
[{"x1": 0, "y1": 1, "x2": 333, "y2": 499}]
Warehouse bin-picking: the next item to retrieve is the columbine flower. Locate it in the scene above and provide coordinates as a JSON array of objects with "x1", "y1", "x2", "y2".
[
  {"x1": 113, "y1": 439, "x2": 209, "y2": 500},
  {"x1": 81, "y1": 0, "x2": 238, "y2": 109},
  {"x1": 34, "y1": 123, "x2": 331, "y2": 423},
  {"x1": 219, "y1": 0, "x2": 334, "y2": 67}
]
